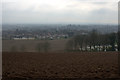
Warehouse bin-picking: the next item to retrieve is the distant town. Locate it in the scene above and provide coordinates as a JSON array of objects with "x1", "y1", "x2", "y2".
[{"x1": 2, "y1": 24, "x2": 118, "y2": 40}]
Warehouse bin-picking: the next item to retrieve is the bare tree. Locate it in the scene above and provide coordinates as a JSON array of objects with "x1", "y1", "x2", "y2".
[
  {"x1": 118, "y1": 31, "x2": 120, "y2": 51},
  {"x1": 96, "y1": 33, "x2": 103, "y2": 51},
  {"x1": 11, "y1": 46, "x2": 17, "y2": 52},
  {"x1": 20, "y1": 45, "x2": 26, "y2": 52},
  {"x1": 108, "y1": 33, "x2": 116, "y2": 51},
  {"x1": 87, "y1": 35, "x2": 93, "y2": 51},
  {"x1": 36, "y1": 43, "x2": 42, "y2": 52},
  {"x1": 65, "y1": 38, "x2": 75, "y2": 51},
  {"x1": 43, "y1": 41, "x2": 51, "y2": 52},
  {"x1": 78, "y1": 35, "x2": 85, "y2": 51},
  {"x1": 89, "y1": 29, "x2": 98, "y2": 51},
  {"x1": 83, "y1": 35, "x2": 89, "y2": 51},
  {"x1": 73, "y1": 35, "x2": 86, "y2": 51}
]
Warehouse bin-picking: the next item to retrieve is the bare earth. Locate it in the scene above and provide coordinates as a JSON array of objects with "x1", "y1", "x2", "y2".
[{"x1": 2, "y1": 52, "x2": 120, "y2": 79}]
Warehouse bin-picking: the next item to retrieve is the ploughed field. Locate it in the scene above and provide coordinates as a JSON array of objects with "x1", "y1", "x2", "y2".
[{"x1": 2, "y1": 52, "x2": 120, "y2": 79}]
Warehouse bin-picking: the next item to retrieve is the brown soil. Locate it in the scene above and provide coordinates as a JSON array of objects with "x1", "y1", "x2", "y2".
[{"x1": 2, "y1": 52, "x2": 120, "y2": 79}]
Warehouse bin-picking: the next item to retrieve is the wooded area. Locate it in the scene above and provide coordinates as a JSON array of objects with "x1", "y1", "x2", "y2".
[{"x1": 66, "y1": 30, "x2": 119, "y2": 52}]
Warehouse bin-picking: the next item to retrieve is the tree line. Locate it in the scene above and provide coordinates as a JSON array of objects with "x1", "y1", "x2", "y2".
[
  {"x1": 66, "y1": 29, "x2": 118, "y2": 52},
  {"x1": 10, "y1": 40, "x2": 51, "y2": 52}
]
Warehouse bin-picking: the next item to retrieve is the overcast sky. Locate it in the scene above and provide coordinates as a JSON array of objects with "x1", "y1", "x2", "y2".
[{"x1": 2, "y1": 0, "x2": 119, "y2": 24}]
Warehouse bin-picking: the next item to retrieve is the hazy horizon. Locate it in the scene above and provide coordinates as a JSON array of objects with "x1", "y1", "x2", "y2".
[{"x1": 2, "y1": 23, "x2": 118, "y2": 26}]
